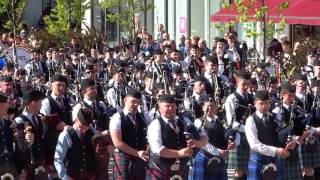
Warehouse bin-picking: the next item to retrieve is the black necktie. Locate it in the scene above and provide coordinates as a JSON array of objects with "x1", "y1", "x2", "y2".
[
  {"x1": 128, "y1": 113, "x2": 136, "y2": 126},
  {"x1": 244, "y1": 93, "x2": 249, "y2": 103},
  {"x1": 57, "y1": 97, "x2": 65, "y2": 109},
  {"x1": 168, "y1": 120, "x2": 178, "y2": 134},
  {"x1": 32, "y1": 115, "x2": 38, "y2": 127}
]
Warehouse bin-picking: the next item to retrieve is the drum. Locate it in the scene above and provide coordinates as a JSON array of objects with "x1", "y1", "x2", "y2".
[{"x1": 6, "y1": 47, "x2": 32, "y2": 68}]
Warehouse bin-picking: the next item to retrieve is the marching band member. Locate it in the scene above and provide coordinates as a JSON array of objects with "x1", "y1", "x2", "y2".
[
  {"x1": 78, "y1": 78, "x2": 110, "y2": 130},
  {"x1": 224, "y1": 70, "x2": 254, "y2": 180},
  {"x1": 202, "y1": 55, "x2": 226, "y2": 98},
  {"x1": 0, "y1": 76, "x2": 22, "y2": 117},
  {"x1": 245, "y1": 90, "x2": 290, "y2": 180},
  {"x1": 299, "y1": 79, "x2": 320, "y2": 180},
  {"x1": 272, "y1": 83, "x2": 305, "y2": 180},
  {"x1": 193, "y1": 97, "x2": 236, "y2": 180},
  {"x1": 294, "y1": 74, "x2": 313, "y2": 114},
  {"x1": 40, "y1": 74, "x2": 75, "y2": 167},
  {"x1": 0, "y1": 93, "x2": 27, "y2": 179},
  {"x1": 147, "y1": 95, "x2": 208, "y2": 179},
  {"x1": 110, "y1": 88, "x2": 149, "y2": 180},
  {"x1": 184, "y1": 76, "x2": 209, "y2": 119},
  {"x1": 15, "y1": 90, "x2": 47, "y2": 179},
  {"x1": 106, "y1": 67, "x2": 127, "y2": 112},
  {"x1": 54, "y1": 106, "x2": 97, "y2": 180}
]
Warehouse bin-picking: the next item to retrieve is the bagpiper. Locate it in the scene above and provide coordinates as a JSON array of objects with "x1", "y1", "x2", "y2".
[
  {"x1": 147, "y1": 95, "x2": 208, "y2": 179},
  {"x1": 245, "y1": 90, "x2": 290, "y2": 180},
  {"x1": 109, "y1": 88, "x2": 149, "y2": 180}
]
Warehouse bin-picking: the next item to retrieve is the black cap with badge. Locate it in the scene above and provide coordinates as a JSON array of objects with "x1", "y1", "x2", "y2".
[
  {"x1": 159, "y1": 95, "x2": 175, "y2": 103},
  {"x1": 80, "y1": 79, "x2": 96, "y2": 90},
  {"x1": 255, "y1": 90, "x2": 270, "y2": 101},
  {"x1": 237, "y1": 71, "x2": 251, "y2": 80},
  {"x1": 126, "y1": 88, "x2": 141, "y2": 99},
  {"x1": 23, "y1": 90, "x2": 45, "y2": 103},
  {"x1": 51, "y1": 74, "x2": 68, "y2": 83},
  {"x1": 281, "y1": 82, "x2": 296, "y2": 93}
]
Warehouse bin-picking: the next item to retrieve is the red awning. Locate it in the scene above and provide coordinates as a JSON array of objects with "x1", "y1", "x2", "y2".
[
  {"x1": 270, "y1": 0, "x2": 320, "y2": 25},
  {"x1": 210, "y1": 0, "x2": 284, "y2": 22}
]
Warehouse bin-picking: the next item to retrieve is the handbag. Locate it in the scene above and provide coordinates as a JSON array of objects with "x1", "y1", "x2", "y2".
[
  {"x1": 128, "y1": 158, "x2": 148, "y2": 179},
  {"x1": 206, "y1": 155, "x2": 224, "y2": 176},
  {"x1": 260, "y1": 163, "x2": 277, "y2": 180},
  {"x1": 305, "y1": 136, "x2": 319, "y2": 153}
]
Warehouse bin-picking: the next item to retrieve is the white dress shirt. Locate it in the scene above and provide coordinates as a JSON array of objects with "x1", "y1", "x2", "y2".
[
  {"x1": 54, "y1": 126, "x2": 96, "y2": 180},
  {"x1": 109, "y1": 108, "x2": 133, "y2": 131},
  {"x1": 15, "y1": 110, "x2": 47, "y2": 134},
  {"x1": 40, "y1": 94, "x2": 76, "y2": 116},
  {"x1": 147, "y1": 116, "x2": 179, "y2": 156},
  {"x1": 245, "y1": 111, "x2": 277, "y2": 157}
]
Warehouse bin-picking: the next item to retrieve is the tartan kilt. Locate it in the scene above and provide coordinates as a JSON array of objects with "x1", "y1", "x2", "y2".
[
  {"x1": 247, "y1": 153, "x2": 282, "y2": 180},
  {"x1": 146, "y1": 159, "x2": 188, "y2": 180},
  {"x1": 279, "y1": 153, "x2": 302, "y2": 180},
  {"x1": 228, "y1": 132, "x2": 250, "y2": 170},
  {"x1": 298, "y1": 142, "x2": 320, "y2": 168},
  {"x1": 192, "y1": 151, "x2": 227, "y2": 180},
  {"x1": 112, "y1": 152, "x2": 146, "y2": 180}
]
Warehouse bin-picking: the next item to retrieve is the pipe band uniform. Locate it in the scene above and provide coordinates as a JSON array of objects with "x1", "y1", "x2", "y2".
[
  {"x1": 272, "y1": 82, "x2": 302, "y2": 180},
  {"x1": 245, "y1": 91, "x2": 283, "y2": 180},
  {"x1": 192, "y1": 96, "x2": 236, "y2": 180},
  {"x1": 147, "y1": 95, "x2": 208, "y2": 180},
  {"x1": 54, "y1": 106, "x2": 97, "y2": 180},
  {"x1": 0, "y1": 93, "x2": 22, "y2": 180},
  {"x1": 224, "y1": 70, "x2": 254, "y2": 179},
  {"x1": 2, "y1": 30, "x2": 320, "y2": 180},
  {"x1": 109, "y1": 88, "x2": 148, "y2": 180},
  {"x1": 14, "y1": 90, "x2": 48, "y2": 180}
]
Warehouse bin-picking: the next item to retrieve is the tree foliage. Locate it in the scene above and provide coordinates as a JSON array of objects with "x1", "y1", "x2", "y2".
[
  {"x1": 101, "y1": 0, "x2": 153, "y2": 39},
  {"x1": 0, "y1": 0, "x2": 27, "y2": 31},
  {"x1": 215, "y1": 0, "x2": 290, "y2": 39},
  {"x1": 44, "y1": 0, "x2": 92, "y2": 39}
]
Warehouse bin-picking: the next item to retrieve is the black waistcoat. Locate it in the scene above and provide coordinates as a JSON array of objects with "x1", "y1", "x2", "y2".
[
  {"x1": 66, "y1": 128, "x2": 95, "y2": 173},
  {"x1": 204, "y1": 118, "x2": 228, "y2": 150},
  {"x1": 19, "y1": 114, "x2": 45, "y2": 160},
  {"x1": 158, "y1": 117, "x2": 188, "y2": 164},
  {"x1": 48, "y1": 96, "x2": 72, "y2": 125},
  {"x1": 253, "y1": 113, "x2": 278, "y2": 147},
  {"x1": 120, "y1": 112, "x2": 147, "y2": 150},
  {"x1": 233, "y1": 91, "x2": 255, "y2": 123}
]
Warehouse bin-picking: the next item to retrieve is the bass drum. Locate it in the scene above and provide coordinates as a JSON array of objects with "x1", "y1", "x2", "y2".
[
  {"x1": 0, "y1": 57, "x2": 6, "y2": 70},
  {"x1": 6, "y1": 47, "x2": 32, "y2": 68}
]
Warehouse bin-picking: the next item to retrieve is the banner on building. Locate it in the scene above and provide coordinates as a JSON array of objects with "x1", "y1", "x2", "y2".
[{"x1": 179, "y1": 16, "x2": 187, "y2": 34}]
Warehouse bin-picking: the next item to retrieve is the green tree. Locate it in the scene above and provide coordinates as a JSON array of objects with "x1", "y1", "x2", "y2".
[
  {"x1": 44, "y1": 0, "x2": 92, "y2": 39},
  {"x1": 101, "y1": 0, "x2": 153, "y2": 40},
  {"x1": 215, "y1": 0, "x2": 290, "y2": 56},
  {"x1": 0, "y1": 0, "x2": 27, "y2": 31}
]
